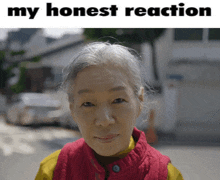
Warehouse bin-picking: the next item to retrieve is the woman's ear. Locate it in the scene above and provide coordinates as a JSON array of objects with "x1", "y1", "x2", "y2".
[{"x1": 138, "y1": 87, "x2": 144, "y2": 102}]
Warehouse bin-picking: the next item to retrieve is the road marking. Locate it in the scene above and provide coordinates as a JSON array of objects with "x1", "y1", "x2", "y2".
[{"x1": 2, "y1": 144, "x2": 13, "y2": 156}]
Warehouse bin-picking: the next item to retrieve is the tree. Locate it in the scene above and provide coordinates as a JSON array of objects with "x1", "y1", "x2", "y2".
[
  {"x1": 10, "y1": 66, "x2": 27, "y2": 94},
  {"x1": 0, "y1": 48, "x2": 43, "y2": 94},
  {"x1": 0, "y1": 51, "x2": 7, "y2": 89},
  {"x1": 84, "y1": 28, "x2": 166, "y2": 92},
  {"x1": 0, "y1": 51, "x2": 16, "y2": 91}
]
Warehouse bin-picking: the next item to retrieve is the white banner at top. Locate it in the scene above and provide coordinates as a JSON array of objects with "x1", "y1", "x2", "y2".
[{"x1": 0, "y1": 0, "x2": 218, "y2": 28}]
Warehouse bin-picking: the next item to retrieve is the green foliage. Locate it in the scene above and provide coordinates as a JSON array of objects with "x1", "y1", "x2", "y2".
[
  {"x1": 10, "y1": 66, "x2": 26, "y2": 94},
  {"x1": 5, "y1": 66, "x2": 15, "y2": 79},
  {"x1": 32, "y1": 56, "x2": 41, "y2": 62},
  {"x1": 84, "y1": 28, "x2": 118, "y2": 42},
  {"x1": 84, "y1": 28, "x2": 166, "y2": 44},
  {"x1": 0, "y1": 51, "x2": 7, "y2": 89},
  {"x1": 0, "y1": 49, "x2": 35, "y2": 91},
  {"x1": 7, "y1": 53, "x2": 41, "y2": 93},
  {"x1": 0, "y1": 51, "x2": 21, "y2": 89},
  {"x1": 0, "y1": 51, "x2": 5, "y2": 60},
  {"x1": 10, "y1": 50, "x2": 25, "y2": 56}
]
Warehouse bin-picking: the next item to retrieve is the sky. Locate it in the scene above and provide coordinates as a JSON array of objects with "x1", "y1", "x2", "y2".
[{"x1": 0, "y1": 28, "x2": 83, "y2": 40}]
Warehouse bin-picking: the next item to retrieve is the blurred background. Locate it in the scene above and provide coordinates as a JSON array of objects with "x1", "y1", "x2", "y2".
[{"x1": 0, "y1": 28, "x2": 220, "y2": 180}]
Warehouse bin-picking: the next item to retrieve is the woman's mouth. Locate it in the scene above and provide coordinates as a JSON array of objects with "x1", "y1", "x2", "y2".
[{"x1": 95, "y1": 134, "x2": 119, "y2": 143}]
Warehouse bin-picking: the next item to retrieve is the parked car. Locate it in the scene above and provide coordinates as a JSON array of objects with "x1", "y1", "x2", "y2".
[
  {"x1": 6, "y1": 93, "x2": 61, "y2": 125},
  {"x1": 55, "y1": 110, "x2": 78, "y2": 130}
]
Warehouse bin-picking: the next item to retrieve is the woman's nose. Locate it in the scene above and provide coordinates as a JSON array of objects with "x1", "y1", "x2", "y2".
[{"x1": 95, "y1": 106, "x2": 115, "y2": 127}]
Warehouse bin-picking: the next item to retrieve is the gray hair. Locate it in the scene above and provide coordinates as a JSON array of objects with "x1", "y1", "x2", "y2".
[{"x1": 62, "y1": 42, "x2": 149, "y2": 103}]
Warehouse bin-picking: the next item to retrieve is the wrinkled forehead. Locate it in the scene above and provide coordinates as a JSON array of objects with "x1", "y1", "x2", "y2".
[
  {"x1": 80, "y1": 64, "x2": 127, "y2": 83},
  {"x1": 71, "y1": 64, "x2": 132, "y2": 93}
]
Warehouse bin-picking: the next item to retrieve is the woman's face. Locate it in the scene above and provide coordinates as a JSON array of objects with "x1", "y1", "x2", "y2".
[{"x1": 69, "y1": 65, "x2": 143, "y2": 156}]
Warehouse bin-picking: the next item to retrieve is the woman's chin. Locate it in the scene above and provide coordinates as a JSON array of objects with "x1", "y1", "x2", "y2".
[
  {"x1": 94, "y1": 148, "x2": 117, "y2": 157},
  {"x1": 93, "y1": 145, "x2": 123, "y2": 157}
]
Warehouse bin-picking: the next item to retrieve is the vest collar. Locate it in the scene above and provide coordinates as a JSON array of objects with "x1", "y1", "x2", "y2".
[{"x1": 83, "y1": 127, "x2": 149, "y2": 174}]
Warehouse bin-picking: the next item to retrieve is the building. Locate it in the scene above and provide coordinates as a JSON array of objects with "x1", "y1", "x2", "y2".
[
  {"x1": 146, "y1": 28, "x2": 220, "y2": 135},
  {"x1": 7, "y1": 28, "x2": 47, "y2": 52},
  {"x1": 5, "y1": 28, "x2": 84, "y2": 93}
]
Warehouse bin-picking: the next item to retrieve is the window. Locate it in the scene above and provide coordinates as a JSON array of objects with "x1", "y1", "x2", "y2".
[
  {"x1": 208, "y1": 28, "x2": 220, "y2": 40},
  {"x1": 174, "y1": 28, "x2": 203, "y2": 41}
]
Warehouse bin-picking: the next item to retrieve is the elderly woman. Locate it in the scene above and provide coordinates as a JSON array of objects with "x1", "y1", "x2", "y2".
[{"x1": 35, "y1": 42, "x2": 183, "y2": 180}]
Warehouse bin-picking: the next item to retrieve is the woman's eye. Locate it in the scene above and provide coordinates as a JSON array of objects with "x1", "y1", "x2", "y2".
[
  {"x1": 82, "y1": 102, "x2": 94, "y2": 107},
  {"x1": 113, "y1": 98, "x2": 125, "y2": 104}
]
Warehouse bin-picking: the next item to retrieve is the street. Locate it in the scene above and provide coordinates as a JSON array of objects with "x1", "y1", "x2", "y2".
[
  {"x1": 0, "y1": 117, "x2": 81, "y2": 180},
  {"x1": 0, "y1": 117, "x2": 219, "y2": 180}
]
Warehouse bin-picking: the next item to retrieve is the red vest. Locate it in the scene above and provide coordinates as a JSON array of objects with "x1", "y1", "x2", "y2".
[{"x1": 53, "y1": 127, "x2": 170, "y2": 180}]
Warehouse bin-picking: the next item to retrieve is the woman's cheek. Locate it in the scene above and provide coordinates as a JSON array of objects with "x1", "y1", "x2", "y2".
[
  {"x1": 113, "y1": 105, "x2": 133, "y2": 118},
  {"x1": 77, "y1": 108, "x2": 96, "y2": 123}
]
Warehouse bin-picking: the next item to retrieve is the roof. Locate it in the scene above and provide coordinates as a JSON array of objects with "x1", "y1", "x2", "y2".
[
  {"x1": 24, "y1": 34, "x2": 84, "y2": 59},
  {"x1": 6, "y1": 30, "x2": 84, "y2": 63},
  {"x1": 46, "y1": 37, "x2": 57, "y2": 44},
  {"x1": 8, "y1": 28, "x2": 41, "y2": 45}
]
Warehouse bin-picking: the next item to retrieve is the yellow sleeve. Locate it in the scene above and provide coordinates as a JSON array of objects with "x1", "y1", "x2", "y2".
[
  {"x1": 35, "y1": 149, "x2": 61, "y2": 180},
  {"x1": 167, "y1": 163, "x2": 184, "y2": 180}
]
